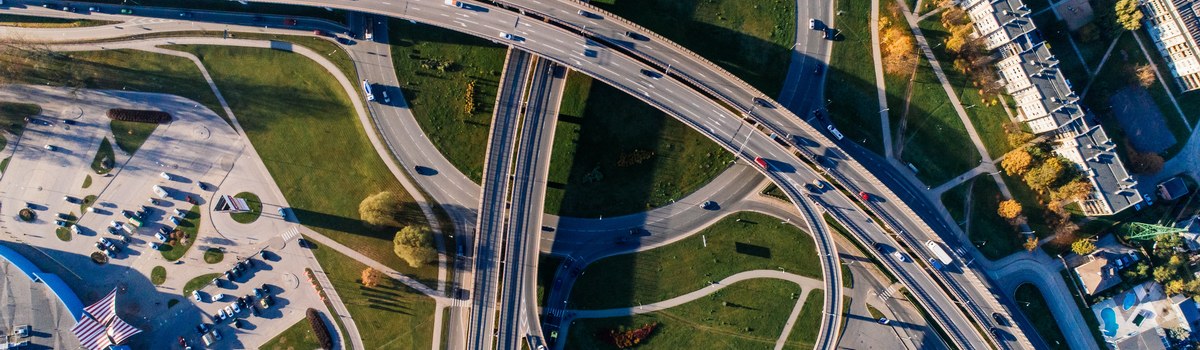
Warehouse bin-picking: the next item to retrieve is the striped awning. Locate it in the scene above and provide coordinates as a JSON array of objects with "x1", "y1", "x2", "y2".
[{"x1": 70, "y1": 288, "x2": 142, "y2": 350}]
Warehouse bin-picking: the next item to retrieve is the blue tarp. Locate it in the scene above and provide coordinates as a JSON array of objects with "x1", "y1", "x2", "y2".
[{"x1": 0, "y1": 245, "x2": 86, "y2": 321}]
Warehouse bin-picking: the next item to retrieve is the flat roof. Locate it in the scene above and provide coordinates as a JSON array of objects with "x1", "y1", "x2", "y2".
[{"x1": 1070, "y1": 118, "x2": 1143, "y2": 213}]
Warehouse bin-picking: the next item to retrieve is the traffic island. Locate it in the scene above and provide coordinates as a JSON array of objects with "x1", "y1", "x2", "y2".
[
  {"x1": 17, "y1": 208, "x2": 35, "y2": 222},
  {"x1": 203, "y1": 248, "x2": 224, "y2": 264}
]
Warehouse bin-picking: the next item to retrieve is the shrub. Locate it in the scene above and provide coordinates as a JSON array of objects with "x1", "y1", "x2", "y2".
[
  {"x1": 307, "y1": 308, "x2": 334, "y2": 350},
  {"x1": 359, "y1": 191, "x2": 405, "y2": 229},
  {"x1": 602, "y1": 323, "x2": 659, "y2": 348},
  {"x1": 393, "y1": 226, "x2": 437, "y2": 268},
  {"x1": 105, "y1": 108, "x2": 171, "y2": 123}
]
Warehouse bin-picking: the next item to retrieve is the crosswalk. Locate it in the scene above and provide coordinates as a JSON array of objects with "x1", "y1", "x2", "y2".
[
  {"x1": 280, "y1": 227, "x2": 300, "y2": 242},
  {"x1": 875, "y1": 284, "x2": 898, "y2": 300}
]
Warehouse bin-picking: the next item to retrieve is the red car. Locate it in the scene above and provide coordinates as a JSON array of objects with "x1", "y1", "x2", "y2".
[
  {"x1": 858, "y1": 191, "x2": 870, "y2": 201},
  {"x1": 284, "y1": 18, "x2": 298, "y2": 26},
  {"x1": 754, "y1": 157, "x2": 769, "y2": 169}
]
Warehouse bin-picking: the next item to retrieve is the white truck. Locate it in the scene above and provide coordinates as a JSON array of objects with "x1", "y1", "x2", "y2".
[{"x1": 925, "y1": 240, "x2": 954, "y2": 270}]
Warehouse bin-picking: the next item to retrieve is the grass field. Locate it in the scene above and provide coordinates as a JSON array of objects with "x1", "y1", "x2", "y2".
[
  {"x1": 175, "y1": 45, "x2": 435, "y2": 283},
  {"x1": 537, "y1": 254, "x2": 563, "y2": 307},
  {"x1": 109, "y1": 120, "x2": 158, "y2": 155},
  {"x1": 917, "y1": 18, "x2": 1016, "y2": 159},
  {"x1": 182, "y1": 272, "x2": 220, "y2": 297},
  {"x1": 230, "y1": 192, "x2": 262, "y2": 224},
  {"x1": 260, "y1": 317, "x2": 323, "y2": 350},
  {"x1": 90, "y1": 138, "x2": 114, "y2": 174},
  {"x1": 1015, "y1": 283, "x2": 1069, "y2": 349},
  {"x1": 203, "y1": 248, "x2": 224, "y2": 264},
  {"x1": 0, "y1": 14, "x2": 118, "y2": 28},
  {"x1": 387, "y1": 19, "x2": 507, "y2": 183},
  {"x1": 310, "y1": 238, "x2": 435, "y2": 349},
  {"x1": 966, "y1": 178, "x2": 1021, "y2": 260},
  {"x1": 161, "y1": 205, "x2": 200, "y2": 261},
  {"x1": 592, "y1": 0, "x2": 795, "y2": 96},
  {"x1": 545, "y1": 72, "x2": 733, "y2": 217},
  {"x1": 894, "y1": 56, "x2": 980, "y2": 185},
  {"x1": 569, "y1": 212, "x2": 819, "y2": 309},
  {"x1": 1031, "y1": 12, "x2": 1090, "y2": 87},
  {"x1": 941, "y1": 179, "x2": 971, "y2": 223},
  {"x1": 1135, "y1": 30, "x2": 1200, "y2": 127},
  {"x1": 0, "y1": 49, "x2": 223, "y2": 120},
  {"x1": 784, "y1": 289, "x2": 825, "y2": 349},
  {"x1": 84, "y1": 0, "x2": 346, "y2": 24},
  {"x1": 0, "y1": 102, "x2": 39, "y2": 145},
  {"x1": 566, "y1": 279, "x2": 802, "y2": 349},
  {"x1": 824, "y1": 0, "x2": 886, "y2": 154},
  {"x1": 150, "y1": 266, "x2": 167, "y2": 285}
]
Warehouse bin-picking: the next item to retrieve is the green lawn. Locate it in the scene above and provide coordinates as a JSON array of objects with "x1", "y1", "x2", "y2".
[
  {"x1": 1133, "y1": 30, "x2": 1200, "y2": 133},
  {"x1": 545, "y1": 72, "x2": 733, "y2": 217},
  {"x1": 0, "y1": 49, "x2": 223, "y2": 120},
  {"x1": 151, "y1": 266, "x2": 167, "y2": 285},
  {"x1": 1015, "y1": 283, "x2": 1070, "y2": 350},
  {"x1": 566, "y1": 279, "x2": 801, "y2": 349},
  {"x1": 90, "y1": 137, "x2": 115, "y2": 174},
  {"x1": 260, "y1": 317, "x2": 324, "y2": 350},
  {"x1": 917, "y1": 18, "x2": 1016, "y2": 159},
  {"x1": 230, "y1": 192, "x2": 262, "y2": 224},
  {"x1": 80, "y1": 195, "x2": 97, "y2": 214},
  {"x1": 784, "y1": 289, "x2": 825, "y2": 349},
  {"x1": 537, "y1": 254, "x2": 563, "y2": 307},
  {"x1": 182, "y1": 272, "x2": 220, "y2": 297},
  {"x1": 0, "y1": 102, "x2": 39, "y2": 142},
  {"x1": 1080, "y1": 32, "x2": 1189, "y2": 159},
  {"x1": 941, "y1": 179, "x2": 971, "y2": 223},
  {"x1": 84, "y1": 0, "x2": 346, "y2": 24},
  {"x1": 55, "y1": 227, "x2": 71, "y2": 242},
  {"x1": 592, "y1": 0, "x2": 795, "y2": 96},
  {"x1": 109, "y1": 120, "x2": 158, "y2": 155},
  {"x1": 894, "y1": 56, "x2": 980, "y2": 185},
  {"x1": 0, "y1": 157, "x2": 9, "y2": 174},
  {"x1": 569, "y1": 212, "x2": 820, "y2": 309},
  {"x1": 1031, "y1": 12, "x2": 1090, "y2": 94},
  {"x1": 82, "y1": 175, "x2": 92, "y2": 189},
  {"x1": 310, "y1": 237, "x2": 435, "y2": 349},
  {"x1": 1001, "y1": 173, "x2": 1052, "y2": 239},
  {"x1": 175, "y1": 45, "x2": 435, "y2": 284},
  {"x1": 203, "y1": 248, "x2": 224, "y2": 264},
  {"x1": 161, "y1": 205, "x2": 200, "y2": 261},
  {"x1": 0, "y1": 14, "x2": 119, "y2": 28},
  {"x1": 966, "y1": 177, "x2": 1021, "y2": 260},
  {"x1": 761, "y1": 183, "x2": 791, "y2": 202},
  {"x1": 824, "y1": 0, "x2": 886, "y2": 154},
  {"x1": 387, "y1": 19, "x2": 507, "y2": 183}
]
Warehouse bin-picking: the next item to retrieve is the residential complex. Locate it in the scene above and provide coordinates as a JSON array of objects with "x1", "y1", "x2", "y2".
[
  {"x1": 965, "y1": 0, "x2": 1144, "y2": 216},
  {"x1": 1142, "y1": 0, "x2": 1200, "y2": 92}
]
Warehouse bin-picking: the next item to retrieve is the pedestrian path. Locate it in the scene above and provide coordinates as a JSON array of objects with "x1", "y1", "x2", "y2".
[{"x1": 570, "y1": 270, "x2": 826, "y2": 319}]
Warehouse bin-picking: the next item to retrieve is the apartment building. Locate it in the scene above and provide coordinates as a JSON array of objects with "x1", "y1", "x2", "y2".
[{"x1": 1141, "y1": 0, "x2": 1200, "y2": 92}]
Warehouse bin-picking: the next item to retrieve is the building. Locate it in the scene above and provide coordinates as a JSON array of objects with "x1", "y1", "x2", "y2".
[
  {"x1": 1158, "y1": 176, "x2": 1190, "y2": 200},
  {"x1": 962, "y1": 0, "x2": 1144, "y2": 215},
  {"x1": 1075, "y1": 254, "x2": 1124, "y2": 295},
  {"x1": 1141, "y1": 0, "x2": 1200, "y2": 92}
]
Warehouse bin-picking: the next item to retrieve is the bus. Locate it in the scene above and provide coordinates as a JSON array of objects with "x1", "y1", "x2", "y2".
[{"x1": 361, "y1": 80, "x2": 375, "y2": 101}]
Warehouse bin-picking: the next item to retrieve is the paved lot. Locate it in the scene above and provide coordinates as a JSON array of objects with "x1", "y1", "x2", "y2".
[
  {"x1": 1110, "y1": 86, "x2": 1176, "y2": 153},
  {"x1": 0, "y1": 259, "x2": 78, "y2": 349},
  {"x1": 0, "y1": 85, "x2": 323, "y2": 349}
]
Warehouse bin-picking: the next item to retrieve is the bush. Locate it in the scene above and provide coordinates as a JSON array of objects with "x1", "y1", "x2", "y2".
[
  {"x1": 307, "y1": 308, "x2": 334, "y2": 350},
  {"x1": 105, "y1": 108, "x2": 171, "y2": 123},
  {"x1": 359, "y1": 191, "x2": 405, "y2": 229},
  {"x1": 393, "y1": 226, "x2": 437, "y2": 268},
  {"x1": 602, "y1": 323, "x2": 658, "y2": 348}
]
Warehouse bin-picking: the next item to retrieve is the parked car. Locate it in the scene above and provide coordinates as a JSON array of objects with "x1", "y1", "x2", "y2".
[
  {"x1": 826, "y1": 124, "x2": 844, "y2": 140},
  {"x1": 809, "y1": 18, "x2": 817, "y2": 30}
]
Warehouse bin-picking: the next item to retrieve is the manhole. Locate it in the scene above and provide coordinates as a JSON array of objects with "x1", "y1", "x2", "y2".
[
  {"x1": 193, "y1": 126, "x2": 211, "y2": 140},
  {"x1": 60, "y1": 106, "x2": 83, "y2": 120}
]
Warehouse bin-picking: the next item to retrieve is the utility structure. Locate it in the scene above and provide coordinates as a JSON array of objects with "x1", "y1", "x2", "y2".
[{"x1": 1123, "y1": 222, "x2": 1185, "y2": 241}]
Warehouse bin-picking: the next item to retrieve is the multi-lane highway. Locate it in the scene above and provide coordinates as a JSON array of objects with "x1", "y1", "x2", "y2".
[
  {"x1": 469, "y1": 48, "x2": 534, "y2": 350},
  {"x1": 496, "y1": 58, "x2": 564, "y2": 350}
]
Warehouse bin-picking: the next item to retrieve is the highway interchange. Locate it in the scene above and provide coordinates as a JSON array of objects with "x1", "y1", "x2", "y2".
[{"x1": 0, "y1": 0, "x2": 1052, "y2": 349}]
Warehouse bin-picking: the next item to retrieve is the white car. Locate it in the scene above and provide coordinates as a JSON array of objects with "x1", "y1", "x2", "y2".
[
  {"x1": 826, "y1": 124, "x2": 844, "y2": 140},
  {"x1": 382, "y1": 91, "x2": 390, "y2": 103},
  {"x1": 809, "y1": 18, "x2": 817, "y2": 30},
  {"x1": 500, "y1": 32, "x2": 521, "y2": 41},
  {"x1": 891, "y1": 251, "x2": 908, "y2": 262},
  {"x1": 213, "y1": 293, "x2": 226, "y2": 302},
  {"x1": 231, "y1": 302, "x2": 241, "y2": 314},
  {"x1": 192, "y1": 291, "x2": 201, "y2": 302}
]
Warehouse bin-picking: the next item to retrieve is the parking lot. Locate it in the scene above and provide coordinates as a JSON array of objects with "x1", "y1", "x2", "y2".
[{"x1": 0, "y1": 85, "x2": 325, "y2": 348}]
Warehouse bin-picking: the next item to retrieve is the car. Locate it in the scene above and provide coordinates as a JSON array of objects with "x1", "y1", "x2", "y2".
[
  {"x1": 106, "y1": 226, "x2": 119, "y2": 235},
  {"x1": 178, "y1": 336, "x2": 186, "y2": 346},
  {"x1": 989, "y1": 328, "x2": 1003, "y2": 340},
  {"x1": 811, "y1": 179, "x2": 824, "y2": 191},
  {"x1": 179, "y1": 12, "x2": 193, "y2": 18},
  {"x1": 63, "y1": 119, "x2": 76, "y2": 125},
  {"x1": 624, "y1": 31, "x2": 648, "y2": 41},
  {"x1": 284, "y1": 18, "x2": 298, "y2": 26},
  {"x1": 813, "y1": 64, "x2": 822, "y2": 75},
  {"x1": 104, "y1": 249, "x2": 115, "y2": 258},
  {"x1": 121, "y1": 210, "x2": 133, "y2": 219},
  {"x1": 150, "y1": 242, "x2": 161, "y2": 250},
  {"x1": 55, "y1": 220, "x2": 68, "y2": 227},
  {"x1": 499, "y1": 32, "x2": 521, "y2": 41},
  {"x1": 312, "y1": 29, "x2": 326, "y2": 36},
  {"x1": 110, "y1": 221, "x2": 123, "y2": 229},
  {"x1": 225, "y1": 305, "x2": 235, "y2": 316},
  {"x1": 873, "y1": 242, "x2": 886, "y2": 252},
  {"x1": 250, "y1": 306, "x2": 260, "y2": 317},
  {"x1": 891, "y1": 251, "x2": 908, "y2": 262},
  {"x1": 174, "y1": 208, "x2": 186, "y2": 216},
  {"x1": 198, "y1": 182, "x2": 209, "y2": 191},
  {"x1": 119, "y1": 8, "x2": 132, "y2": 14},
  {"x1": 809, "y1": 18, "x2": 817, "y2": 30},
  {"x1": 297, "y1": 238, "x2": 309, "y2": 248},
  {"x1": 858, "y1": 191, "x2": 870, "y2": 201},
  {"x1": 261, "y1": 284, "x2": 270, "y2": 294},
  {"x1": 95, "y1": 242, "x2": 107, "y2": 251},
  {"x1": 259, "y1": 250, "x2": 268, "y2": 260},
  {"x1": 640, "y1": 69, "x2": 663, "y2": 79},
  {"x1": 336, "y1": 37, "x2": 355, "y2": 45},
  {"x1": 233, "y1": 319, "x2": 244, "y2": 329},
  {"x1": 44, "y1": 144, "x2": 56, "y2": 151},
  {"x1": 194, "y1": 323, "x2": 208, "y2": 335},
  {"x1": 826, "y1": 124, "x2": 844, "y2": 140},
  {"x1": 237, "y1": 296, "x2": 247, "y2": 308},
  {"x1": 155, "y1": 232, "x2": 168, "y2": 242},
  {"x1": 824, "y1": 28, "x2": 835, "y2": 40},
  {"x1": 877, "y1": 317, "x2": 890, "y2": 325},
  {"x1": 992, "y1": 312, "x2": 1007, "y2": 326},
  {"x1": 577, "y1": 10, "x2": 597, "y2": 18},
  {"x1": 211, "y1": 330, "x2": 222, "y2": 340},
  {"x1": 700, "y1": 201, "x2": 718, "y2": 210},
  {"x1": 277, "y1": 207, "x2": 288, "y2": 217},
  {"x1": 88, "y1": 7, "x2": 98, "y2": 12},
  {"x1": 216, "y1": 309, "x2": 226, "y2": 320},
  {"x1": 381, "y1": 91, "x2": 390, "y2": 103},
  {"x1": 754, "y1": 157, "x2": 769, "y2": 169},
  {"x1": 224, "y1": 270, "x2": 234, "y2": 280},
  {"x1": 213, "y1": 293, "x2": 226, "y2": 302},
  {"x1": 260, "y1": 295, "x2": 274, "y2": 308}
]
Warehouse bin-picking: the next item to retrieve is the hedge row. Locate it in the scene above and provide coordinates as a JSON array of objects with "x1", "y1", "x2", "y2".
[
  {"x1": 106, "y1": 109, "x2": 171, "y2": 123},
  {"x1": 306, "y1": 308, "x2": 334, "y2": 350}
]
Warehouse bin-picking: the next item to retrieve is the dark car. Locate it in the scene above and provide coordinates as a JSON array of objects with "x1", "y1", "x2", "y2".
[
  {"x1": 639, "y1": 69, "x2": 663, "y2": 80},
  {"x1": 284, "y1": 18, "x2": 298, "y2": 26},
  {"x1": 178, "y1": 336, "x2": 186, "y2": 346},
  {"x1": 873, "y1": 242, "x2": 886, "y2": 253},
  {"x1": 700, "y1": 200, "x2": 718, "y2": 210},
  {"x1": 194, "y1": 323, "x2": 208, "y2": 335},
  {"x1": 991, "y1": 313, "x2": 1008, "y2": 326},
  {"x1": 624, "y1": 31, "x2": 648, "y2": 41},
  {"x1": 336, "y1": 37, "x2": 355, "y2": 45}
]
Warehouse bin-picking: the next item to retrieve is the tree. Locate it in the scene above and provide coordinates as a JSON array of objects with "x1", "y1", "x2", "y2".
[
  {"x1": 1023, "y1": 237, "x2": 1038, "y2": 252},
  {"x1": 1071, "y1": 239, "x2": 1096, "y2": 256},
  {"x1": 1114, "y1": 0, "x2": 1144, "y2": 31},
  {"x1": 879, "y1": 7, "x2": 918, "y2": 75},
  {"x1": 1052, "y1": 180, "x2": 1094, "y2": 202},
  {"x1": 1156, "y1": 233, "x2": 1184, "y2": 250},
  {"x1": 361, "y1": 267, "x2": 383, "y2": 287},
  {"x1": 359, "y1": 191, "x2": 405, "y2": 229},
  {"x1": 1169, "y1": 327, "x2": 1191, "y2": 341},
  {"x1": 1153, "y1": 266, "x2": 1177, "y2": 283},
  {"x1": 393, "y1": 225, "x2": 437, "y2": 268},
  {"x1": 1123, "y1": 262, "x2": 1150, "y2": 280},
  {"x1": 997, "y1": 200, "x2": 1023, "y2": 220},
  {"x1": 1001, "y1": 149, "x2": 1034, "y2": 175},
  {"x1": 1134, "y1": 64, "x2": 1157, "y2": 87},
  {"x1": 1166, "y1": 280, "x2": 1186, "y2": 295},
  {"x1": 1169, "y1": 255, "x2": 1187, "y2": 269},
  {"x1": 1024, "y1": 157, "x2": 1065, "y2": 191},
  {"x1": 1126, "y1": 150, "x2": 1164, "y2": 174}
]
